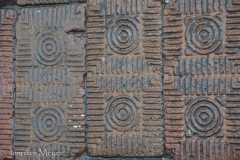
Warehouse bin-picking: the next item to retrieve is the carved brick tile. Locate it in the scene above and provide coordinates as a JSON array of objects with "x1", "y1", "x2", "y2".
[
  {"x1": 15, "y1": 4, "x2": 86, "y2": 159},
  {"x1": 164, "y1": 0, "x2": 240, "y2": 159},
  {"x1": 0, "y1": 9, "x2": 14, "y2": 160},
  {"x1": 17, "y1": 0, "x2": 86, "y2": 5},
  {"x1": 0, "y1": 0, "x2": 14, "y2": 6},
  {"x1": 87, "y1": 0, "x2": 163, "y2": 157}
]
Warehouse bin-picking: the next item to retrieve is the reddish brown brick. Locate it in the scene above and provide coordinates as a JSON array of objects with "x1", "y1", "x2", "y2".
[
  {"x1": 15, "y1": 4, "x2": 86, "y2": 160},
  {"x1": 87, "y1": 0, "x2": 164, "y2": 157},
  {"x1": 0, "y1": 9, "x2": 14, "y2": 160},
  {"x1": 164, "y1": 0, "x2": 240, "y2": 159}
]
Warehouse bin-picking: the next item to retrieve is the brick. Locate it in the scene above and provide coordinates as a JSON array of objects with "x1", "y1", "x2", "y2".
[
  {"x1": 17, "y1": 0, "x2": 86, "y2": 5},
  {"x1": 164, "y1": 0, "x2": 240, "y2": 159},
  {"x1": 15, "y1": 4, "x2": 86, "y2": 160},
  {"x1": 0, "y1": 9, "x2": 14, "y2": 160},
  {"x1": 86, "y1": 0, "x2": 164, "y2": 157}
]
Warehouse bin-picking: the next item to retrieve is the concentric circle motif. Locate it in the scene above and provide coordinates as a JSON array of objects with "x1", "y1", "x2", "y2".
[
  {"x1": 185, "y1": 98, "x2": 223, "y2": 137},
  {"x1": 107, "y1": 17, "x2": 140, "y2": 55},
  {"x1": 186, "y1": 17, "x2": 222, "y2": 55},
  {"x1": 33, "y1": 106, "x2": 65, "y2": 141},
  {"x1": 106, "y1": 95, "x2": 140, "y2": 131},
  {"x1": 35, "y1": 31, "x2": 63, "y2": 65}
]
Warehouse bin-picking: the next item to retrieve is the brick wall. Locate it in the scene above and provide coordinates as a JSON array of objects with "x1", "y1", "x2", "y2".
[{"x1": 0, "y1": 0, "x2": 240, "y2": 160}]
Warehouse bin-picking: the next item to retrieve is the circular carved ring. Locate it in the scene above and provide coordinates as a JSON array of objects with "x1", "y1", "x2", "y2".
[
  {"x1": 107, "y1": 17, "x2": 140, "y2": 55},
  {"x1": 33, "y1": 106, "x2": 65, "y2": 141},
  {"x1": 106, "y1": 95, "x2": 140, "y2": 131},
  {"x1": 185, "y1": 98, "x2": 223, "y2": 137},
  {"x1": 35, "y1": 31, "x2": 63, "y2": 65},
  {"x1": 186, "y1": 16, "x2": 222, "y2": 55}
]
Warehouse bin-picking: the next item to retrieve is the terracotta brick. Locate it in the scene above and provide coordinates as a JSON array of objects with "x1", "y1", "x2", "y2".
[
  {"x1": 14, "y1": 4, "x2": 86, "y2": 160},
  {"x1": 86, "y1": 0, "x2": 164, "y2": 157},
  {"x1": 17, "y1": 0, "x2": 86, "y2": 5},
  {"x1": 0, "y1": 9, "x2": 14, "y2": 160},
  {"x1": 164, "y1": 0, "x2": 240, "y2": 159}
]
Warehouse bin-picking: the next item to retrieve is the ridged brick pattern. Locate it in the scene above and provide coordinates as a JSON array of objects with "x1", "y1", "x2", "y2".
[
  {"x1": 87, "y1": 0, "x2": 164, "y2": 157},
  {"x1": 0, "y1": 9, "x2": 14, "y2": 160},
  {"x1": 15, "y1": 4, "x2": 86, "y2": 160},
  {"x1": 164, "y1": 0, "x2": 240, "y2": 159}
]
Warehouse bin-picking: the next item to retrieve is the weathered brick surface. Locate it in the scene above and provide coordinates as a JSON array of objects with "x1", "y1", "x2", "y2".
[
  {"x1": 0, "y1": 0, "x2": 238, "y2": 159},
  {"x1": 17, "y1": 0, "x2": 86, "y2": 5},
  {"x1": 0, "y1": 9, "x2": 14, "y2": 160},
  {"x1": 86, "y1": 0, "x2": 164, "y2": 157},
  {"x1": 164, "y1": 0, "x2": 240, "y2": 159},
  {"x1": 15, "y1": 4, "x2": 86, "y2": 159}
]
